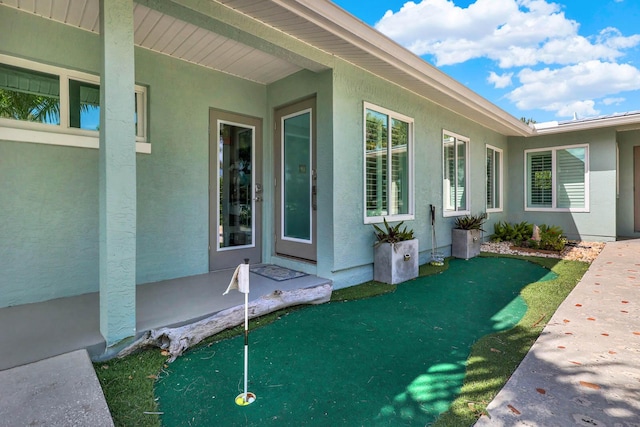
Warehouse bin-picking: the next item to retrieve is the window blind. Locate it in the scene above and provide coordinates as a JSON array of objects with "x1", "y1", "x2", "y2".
[
  {"x1": 528, "y1": 151, "x2": 552, "y2": 207},
  {"x1": 365, "y1": 111, "x2": 388, "y2": 216},
  {"x1": 486, "y1": 149, "x2": 494, "y2": 206},
  {"x1": 557, "y1": 148, "x2": 585, "y2": 208},
  {"x1": 0, "y1": 63, "x2": 59, "y2": 97}
]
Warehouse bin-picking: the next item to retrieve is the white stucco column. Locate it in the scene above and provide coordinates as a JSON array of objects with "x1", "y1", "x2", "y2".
[{"x1": 99, "y1": 0, "x2": 136, "y2": 347}]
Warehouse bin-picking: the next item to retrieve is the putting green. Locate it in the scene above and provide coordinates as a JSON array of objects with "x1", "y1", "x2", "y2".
[{"x1": 155, "y1": 257, "x2": 555, "y2": 426}]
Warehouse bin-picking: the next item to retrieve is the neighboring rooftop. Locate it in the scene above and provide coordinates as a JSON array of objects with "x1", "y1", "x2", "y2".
[{"x1": 534, "y1": 110, "x2": 640, "y2": 134}]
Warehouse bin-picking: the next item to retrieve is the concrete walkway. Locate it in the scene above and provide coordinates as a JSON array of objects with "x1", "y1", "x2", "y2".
[
  {"x1": 0, "y1": 350, "x2": 114, "y2": 427},
  {"x1": 475, "y1": 239, "x2": 640, "y2": 426}
]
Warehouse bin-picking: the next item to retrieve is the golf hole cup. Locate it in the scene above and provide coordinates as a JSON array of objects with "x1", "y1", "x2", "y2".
[{"x1": 235, "y1": 392, "x2": 256, "y2": 406}]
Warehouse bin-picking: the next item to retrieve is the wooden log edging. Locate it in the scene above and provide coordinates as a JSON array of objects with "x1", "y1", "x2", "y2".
[{"x1": 117, "y1": 283, "x2": 333, "y2": 362}]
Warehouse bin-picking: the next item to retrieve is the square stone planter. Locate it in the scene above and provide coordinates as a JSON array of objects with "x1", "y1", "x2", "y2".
[
  {"x1": 373, "y1": 239, "x2": 419, "y2": 284},
  {"x1": 451, "y1": 229, "x2": 481, "y2": 259}
]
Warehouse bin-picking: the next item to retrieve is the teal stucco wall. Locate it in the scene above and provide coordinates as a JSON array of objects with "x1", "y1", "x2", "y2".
[
  {"x1": 0, "y1": 8, "x2": 268, "y2": 307},
  {"x1": 0, "y1": 142, "x2": 99, "y2": 306},
  {"x1": 329, "y1": 59, "x2": 509, "y2": 288},
  {"x1": 265, "y1": 69, "x2": 335, "y2": 279},
  {"x1": 507, "y1": 129, "x2": 618, "y2": 241},
  {"x1": 134, "y1": 49, "x2": 267, "y2": 285},
  {"x1": 1, "y1": 9, "x2": 102, "y2": 307},
  {"x1": 617, "y1": 129, "x2": 640, "y2": 238}
]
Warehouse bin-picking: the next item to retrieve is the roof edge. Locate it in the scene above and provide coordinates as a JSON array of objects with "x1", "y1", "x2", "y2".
[
  {"x1": 273, "y1": 0, "x2": 534, "y2": 136},
  {"x1": 534, "y1": 112, "x2": 640, "y2": 135}
]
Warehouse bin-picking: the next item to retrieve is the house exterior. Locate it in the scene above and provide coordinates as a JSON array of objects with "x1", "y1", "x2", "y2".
[{"x1": 1, "y1": 0, "x2": 639, "y2": 348}]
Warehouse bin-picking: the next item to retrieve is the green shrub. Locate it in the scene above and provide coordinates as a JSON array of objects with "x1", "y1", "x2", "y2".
[
  {"x1": 372, "y1": 218, "x2": 414, "y2": 246},
  {"x1": 538, "y1": 224, "x2": 567, "y2": 251},
  {"x1": 492, "y1": 221, "x2": 532, "y2": 244},
  {"x1": 454, "y1": 214, "x2": 486, "y2": 231},
  {"x1": 520, "y1": 238, "x2": 540, "y2": 249},
  {"x1": 493, "y1": 222, "x2": 566, "y2": 252}
]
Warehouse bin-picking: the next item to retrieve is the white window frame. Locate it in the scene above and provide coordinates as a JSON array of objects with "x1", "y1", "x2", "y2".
[
  {"x1": 363, "y1": 102, "x2": 415, "y2": 224},
  {"x1": 486, "y1": 144, "x2": 503, "y2": 213},
  {"x1": 524, "y1": 143, "x2": 589, "y2": 212},
  {"x1": 442, "y1": 129, "x2": 470, "y2": 217},
  {"x1": 0, "y1": 54, "x2": 149, "y2": 153}
]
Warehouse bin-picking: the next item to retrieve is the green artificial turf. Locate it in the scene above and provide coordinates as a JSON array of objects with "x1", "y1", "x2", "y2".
[
  {"x1": 154, "y1": 257, "x2": 553, "y2": 426},
  {"x1": 433, "y1": 255, "x2": 589, "y2": 426},
  {"x1": 97, "y1": 255, "x2": 587, "y2": 427}
]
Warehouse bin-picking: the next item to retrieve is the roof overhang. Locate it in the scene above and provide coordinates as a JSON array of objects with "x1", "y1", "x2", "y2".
[{"x1": 218, "y1": 0, "x2": 535, "y2": 137}]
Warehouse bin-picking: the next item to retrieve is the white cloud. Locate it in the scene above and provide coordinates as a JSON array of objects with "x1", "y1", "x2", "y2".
[
  {"x1": 374, "y1": 0, "x2": 640, "y2": 118},
  {"x1": 506, "y1": 61, "x2": 640, "y2": 117},
  {"x1": 374, "y1": 0, "x2": 640, "y2": 68},
  {"x1": 602, "y1": 97, "x2": 625, "y2": 106},
  {"x1": 554, "y1": 100, "x2": 598, "y2": 118},
  {"x1": 487, "y1": 71, "x2": 513, "y2": 88},
  {"x1": 598, "y1": 27, "x2": 640, "y2": 49}
]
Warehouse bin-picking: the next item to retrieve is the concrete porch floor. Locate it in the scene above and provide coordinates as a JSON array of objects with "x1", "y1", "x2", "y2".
[{"x1": 0, "y1": 266, "x2": 331, "y2": 372}]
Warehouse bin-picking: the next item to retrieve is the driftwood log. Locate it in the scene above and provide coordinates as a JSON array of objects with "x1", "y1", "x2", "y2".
[{"x1": 118, "y1": 283, "x2": 332, "y2": 362}]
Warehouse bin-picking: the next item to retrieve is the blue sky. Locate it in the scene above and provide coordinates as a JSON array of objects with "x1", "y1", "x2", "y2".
[{"x1": 332, "y1": 0, "x2": 640, "y2": 123}]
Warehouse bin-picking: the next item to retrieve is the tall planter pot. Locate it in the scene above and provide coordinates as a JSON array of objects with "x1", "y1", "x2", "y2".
[
  {"x1": 451, "y1": 229, "x2": 481, "y2": 259},
  {"x1": 374, "y1": 239, "x2": 419, "y2": 285}
]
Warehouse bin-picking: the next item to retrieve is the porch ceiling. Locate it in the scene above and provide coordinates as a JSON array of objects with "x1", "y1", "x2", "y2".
[{"x1": 0, "y1": 0, "x2": 309, "y2": 84}]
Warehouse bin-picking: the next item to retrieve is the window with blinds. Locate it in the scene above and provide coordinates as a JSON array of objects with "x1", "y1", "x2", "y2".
[
  {"x1": 527, "y1": 151, "x2": 553, "y2": 207},
  {"x1": 525, "y1": 145, "x2": 588, "y2": 211},
  {"x1": 557, "y1": 148, "x2": 586, "y2": 208},
  {"x1": 443, "y1": 131, "x2": 469, "y2": 214},
  {"x1": 364, "y1": 103, "x2": 413, "y2": 222},
  {"x1": 486, "y1": 145, "x2": 503, "y2": 211}
]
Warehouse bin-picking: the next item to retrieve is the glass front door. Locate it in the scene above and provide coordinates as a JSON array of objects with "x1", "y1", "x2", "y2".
[
  {"x1": 219, "y1": 122, "x2": 254, "y2": 249},
  {"x1": 209, "y1": 110, "x2": 262, "y2": 270},
  {"x1": 283, "y1": 111, "x2": 312, "y2": 242},
  {"x1": 275, "y1": 98, "x2": 317, "y2": 262}
]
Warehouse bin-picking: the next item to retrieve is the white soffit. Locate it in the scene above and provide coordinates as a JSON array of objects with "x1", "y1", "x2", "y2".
[{"x1": 0, "y1": 0, "x2": 304, "y2": 84}]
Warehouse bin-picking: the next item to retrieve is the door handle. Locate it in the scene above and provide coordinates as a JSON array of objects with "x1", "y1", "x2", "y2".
[
  {"x1": 312, "y1": 170, "x2": 317, "y2": 211},
  {"x1": 254, "y1": 183, "x2": 263, "y2": 202}
]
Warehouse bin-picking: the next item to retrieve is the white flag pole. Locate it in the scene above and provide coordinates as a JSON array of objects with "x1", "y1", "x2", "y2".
[
  {"x1": 229, "y1": 258, "x2": 254, "y2": 406},
  {"x1": 243, "y1": 290, "x2": 249, "y2": 401}
]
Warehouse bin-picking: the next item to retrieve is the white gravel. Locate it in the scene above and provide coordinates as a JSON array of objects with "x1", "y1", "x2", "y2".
[{"x1": 481, "y1": 240, "x2": 606, "y2": 263}]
